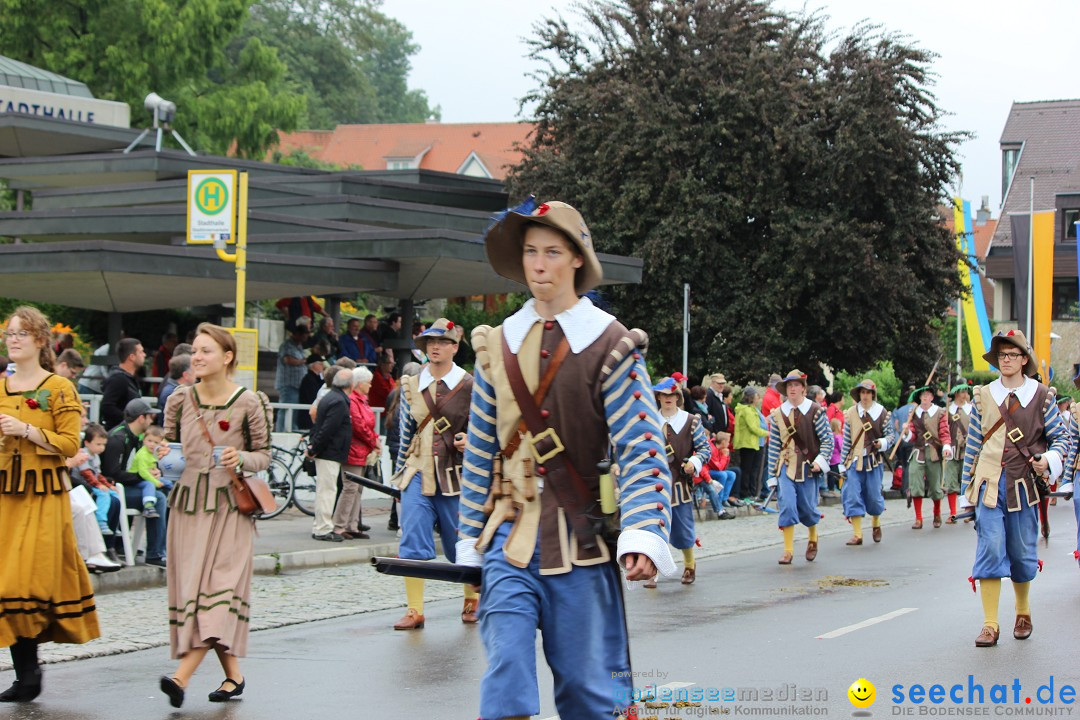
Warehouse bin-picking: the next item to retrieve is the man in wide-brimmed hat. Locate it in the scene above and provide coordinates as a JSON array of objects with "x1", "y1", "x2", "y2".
[
  {"x1": 455, "y1": 198, "x2": 675, "y2": 719},
  {"x1": 965, "y1": 330, "x2": 1067, "y2": 648},
  {"x1": 943, "y1": 382, "x2": 973, "y2": 523},
  {"x1": 901, "y1": 384, "x2": 952, "y2": 529},
  {"x1": 392, "y1": 317, "x2": 477, "y2": 630},
  {"x1": 838, "y1": 379, "x2": 895, "y2": 545},
  {"x1": 765, "y1": 369, "x2": 834, "y2": 564},
  {"x1": 642, "y1": 377, "x2": 712, "y2": 589}
]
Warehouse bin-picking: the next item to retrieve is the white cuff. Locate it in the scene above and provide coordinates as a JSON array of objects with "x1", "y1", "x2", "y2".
[
  {"x1": 902, "y1": 430, "x2": 913, "y2": 443},
  {"x1": 813, "y1": 455, "x2": 829, "y2": 474},
  {"x1": 767, "y1": 476, "x2": 778, "y2": 488},
  {"x1": 943, "y1": 446, "x2": 954, "y2": 461},
  {"x1": 1045, "y1": 450, "x2": 1064, "y2": 483},
  {"x1": 838, "y1": 464, "x2": 846, "y2": 474},
  {"x1": 1058, "y1": 482, "x2": 1074, "y2": 496},
  {"x1": 958, "y1": 491, "x2": 974, "y2": 509},
  {"x1": 617, "y1": 528, "x2": 677, "y2": 578},
  {"x1": 877, "y1": 436, "x2": 893, "y2": 453},
  {"x1": 455, "y1": 538, "x2": 483, "y2": 568},
  {"x1": 688, "y1": 456, "x2": 703, "y2": 474}
]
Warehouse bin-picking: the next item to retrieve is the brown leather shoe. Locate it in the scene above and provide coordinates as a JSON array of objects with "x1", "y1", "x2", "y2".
[
  {"x1": 644, "y1": 576, "x2": 657, "y2": 588},
  {"x1": 778, "y1": 552, "x2": 793, "y2": 565},
  {"x1": 911, "y1": 520, "x2": 923, "y2": 529},
  {"x1": 1013, "y1": 615, "x2": 1032, "y2": 640},
  {"x1": 975, "y1": 625, "x2": 999, "y2": 647},
  {"x1": 946, "y1": 516, "x2": 957, "y2": 525},
  {"x1": 393, "y1": 608, "x2": 425, "y2": 630},
  {"x1": 846, "y1": 536, "x2": 863, "y2": 546},
  {"x1": 681, "y1": 567, "x2": 696, "y2": 585},
  {"x1": 461, "y1": 598, "x2": 479, "y2": 624},
  {"x1": 805, "y1": 541, "x2": 818, "y2": 562},
  {"x1": 872, "y1": 526, "x2": 882, "y2": 543},
  {"x1": 933, "y1": 515, "x2": 942, "y2": 528}
]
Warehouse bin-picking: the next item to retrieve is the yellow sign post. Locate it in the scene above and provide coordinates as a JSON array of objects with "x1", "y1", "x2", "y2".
[{"x1": 187, "y1": 169, "x2": 256, "y2": 388}]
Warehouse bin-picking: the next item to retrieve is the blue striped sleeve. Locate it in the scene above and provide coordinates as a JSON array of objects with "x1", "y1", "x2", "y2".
[
  {"x1": 765, "y1": 413, "x2": 782, "y2": 480},
  {"x1": 881, "y1": 410, "x2": 897, "y2": 452},
  {"x1": 458, "y1": 360, "x2": 499, "y2": 542},
  {"x1": 839, "y1": 414, "x2": 853, "y2": 467},
  {"x1": 813, "y1": 407, "x2": 833, "y2": 470},
  {"x1": 687, "y1": 416, "x2": 711, "y2": 473},
  {"x1": 394, "y1": 387, "x2": 417, "y2": 474},
  {"x1": 962, "y1": 398, "x2": 983, "y2": 490},
  {"x1": 1062, "y1": 414, "x2": 1078, "y2": 486},
  {"x1": 1042, "y1": 395, "x2": 1067, "y2": 482}
]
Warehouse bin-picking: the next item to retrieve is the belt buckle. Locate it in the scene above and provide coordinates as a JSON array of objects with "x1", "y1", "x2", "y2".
[
  {"x1": 922, "y1": 431, "x2": 933, "y2": 442},
  {"x1": 432, "y1": 416, "x2": 452, "y2": 434},
  {"x1": 529, "y1": 427, "x2": 565, "y2": 464},
  {"x1": 665, "y1": 443, "x2": 676, "y2": 458},
  {"x1": 862, "y1": 421, "x2": 873, "y2": 432},
  {"x1": 1007, "y1": 426, "x2": 1024, "y2": 443}
]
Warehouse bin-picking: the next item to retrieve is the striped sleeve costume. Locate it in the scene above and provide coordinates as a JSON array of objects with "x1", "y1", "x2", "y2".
[
  {"x1": 838, "y1": 402, "x2": 894, "y2": 530},
  {"x1": 766, "y1": 399, "x2": 833, "y2": 529},
  {"x1": 455, "y1": 296, "x2": 674, "y2": 720}
]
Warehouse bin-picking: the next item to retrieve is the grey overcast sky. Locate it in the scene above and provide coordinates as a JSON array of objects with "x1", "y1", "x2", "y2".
[{"x1": 381, "y1": 0, "x2": 1080, "y2": 214}]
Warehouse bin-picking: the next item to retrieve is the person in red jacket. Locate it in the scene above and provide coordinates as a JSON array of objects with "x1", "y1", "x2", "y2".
[
  {"x1": 368, "y1": 351, "x2": 397, "y2": 421},
  {"x1": 761, "y1": 373, "x2": 783, "y2": 422},
  {"x1": 697, "y1": 432, "x2": 737, "y2": 519},
  {"x1": 332, "y1": 367, "x2": 380, "y2": 539}
]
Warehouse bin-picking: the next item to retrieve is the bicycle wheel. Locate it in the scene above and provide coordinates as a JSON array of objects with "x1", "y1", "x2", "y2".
[
  {"x1": 258, "y1": 457, "x2": 295, "y2": 520},
  {"x1": 291, "y1": 464, "x2": 317, "y2": 517}
]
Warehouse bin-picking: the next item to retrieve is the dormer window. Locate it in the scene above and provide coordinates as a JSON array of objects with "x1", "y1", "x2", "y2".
[{"x1": 1002, "y1": 144, "x2": 1021, "y2": 200}]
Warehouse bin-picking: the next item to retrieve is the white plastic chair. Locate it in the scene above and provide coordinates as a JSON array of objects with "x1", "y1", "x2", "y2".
[{"x1": 114, "y1": 487, "x2": 146, "y2": 566}]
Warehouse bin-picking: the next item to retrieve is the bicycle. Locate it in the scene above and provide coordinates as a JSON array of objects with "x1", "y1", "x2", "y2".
[{"x1": 270, "y1": 435, "x2": 316, "y2": 517}]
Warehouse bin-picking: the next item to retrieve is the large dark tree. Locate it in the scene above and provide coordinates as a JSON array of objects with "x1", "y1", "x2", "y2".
[{"x1": 508, "y1": 0, "x2": 966, "y2": 383}]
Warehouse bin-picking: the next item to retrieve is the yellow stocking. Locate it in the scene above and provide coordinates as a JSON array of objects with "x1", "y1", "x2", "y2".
[
  {"x1": 808, "y1": 525, "x2": 818, "y2": 542},
  {"x1": 871, "y1": 515, "x2": 881, "y2": 527},
  {"x1": 980, "y1": 578, "x2": 1001, "y2": 632},
  {"x1": 464, "y1": 585, "x2": 479, "y2": 601},
  {"x1": 782, "y1": 526, "x2": 795, "y2": 554},
  {"x1": 682, "y1": 548, "x2": 696, "y2": 571},
  {"x1": 850, "y1": 516, "x2": 863, "y2": 538},
  {"x1": 1014, "y1": 581, "x2": 1031, "y2": 615},
  {"x1": 405, "y1": 577, "x2": 425, "y2": 614}
]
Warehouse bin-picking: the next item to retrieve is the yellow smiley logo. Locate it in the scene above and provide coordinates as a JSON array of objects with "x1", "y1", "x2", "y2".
[{"x1": 848, "y1": 678, "x2": 876, "y2": 709}]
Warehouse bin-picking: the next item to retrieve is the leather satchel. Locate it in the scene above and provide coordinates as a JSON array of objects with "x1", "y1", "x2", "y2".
[{"x1": 196, "y1": 404, "x2": 276, "y2": 518}]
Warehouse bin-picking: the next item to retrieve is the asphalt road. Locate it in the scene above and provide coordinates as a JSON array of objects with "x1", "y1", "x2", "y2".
[{"x1": 4, "y1": 503, "x2": 1080, "y2": 720}]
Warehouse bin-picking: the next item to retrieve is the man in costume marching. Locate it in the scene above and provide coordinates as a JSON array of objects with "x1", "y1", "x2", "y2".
[
  {"x1": 392, "y1": 318, "x2": 478, "y2": 630},
  {"x1": 902, "y1": 385, "x2": 952, "y2": 529},
  {"x1": 766, "y1": 369, "x2": 833, "y2": 565},
  {"x1": 943, "y1": 382, "x2": 973, "y2": 524},
  {"x1": 457, "y1": 198, "x2": 675, "y2": 720},
  {"x1": 645, "y1": 377, "x2": 711, "y2": 587},
  {"x1": 964, "y1": 330, "x2": 1066, "y2": 647},
  {"x1": 838, "y1": 379, "x2": 895, "y2": 545}
]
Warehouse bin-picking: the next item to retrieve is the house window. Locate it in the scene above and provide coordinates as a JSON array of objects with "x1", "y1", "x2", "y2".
[
  {"x1": 387, "y1": 160, "x2": 413, "y2": 170},
  {"x1": 1052, "y1": 280, "x2": 1079, "y2": 320},
  {"x1": 1002, "y1": 146, "x2": 1021, "y2": 199},
  {"x1": 1066, "y1": 208, "x2": 1079, "y2": 240}
]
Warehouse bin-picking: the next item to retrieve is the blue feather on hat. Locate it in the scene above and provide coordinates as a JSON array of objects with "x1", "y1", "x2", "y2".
[{"x1": 486, "y1": 195, "x2": 538, "y2": 234}]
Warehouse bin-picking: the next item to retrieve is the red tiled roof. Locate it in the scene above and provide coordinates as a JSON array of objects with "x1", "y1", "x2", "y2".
[
  {"x1": 993, "y1": 99, "x2": 1080, "y2": 247},
  {"x1": 274, "y1": 122, "x2": 533, "y2": 179}
]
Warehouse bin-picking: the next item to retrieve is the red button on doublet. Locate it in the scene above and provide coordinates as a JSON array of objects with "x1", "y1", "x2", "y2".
[
  {"x1": 537, "y1": 466, "x2": 547, "y2": 476},
  {"x1": 541, "y1": 349, "x2": 550, "y2": 359},
  {"x1": 655, "y1": 482, "x2": 664, "y2": 491},
  {"x1": 634, "y1": 391, "x2": 642, "y2": 399},
  {"x1": 644, "y1": 432, "x2": 653, "y2": 440},
  {"x1": 659, "y1": 519, "x2": 666, "y2": 527},
  {"x1": 638, "y1": 411, "x2": 647, "y2": 419},
  {"x1": 649, "y1": 449, "x2": 657, "y2": 457},
  {"x1": 544, "y1": 321, "x2": 554, "y2": 330},
  {"x1": 629, "y1": 371, "x2": 638, "y2": 380},
  {"x1": 540, "y1": 409, "x2": 550, "y2": 419},
  {"x1": 656, "y1": 502, "x2": 664, "y2": 511},
  {"x1": 633, "y1": 353, "x2": 641, "y2": 360},
  {"x1": 652, "y1": 468, "x2": 660, "y2": 476}
]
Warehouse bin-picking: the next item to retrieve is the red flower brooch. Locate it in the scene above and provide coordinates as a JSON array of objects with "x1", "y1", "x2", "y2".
[
  {"x1": 25, "y1": 398, "x2": 39, "y2": 409},
  {"x1": 21, "y1": 389, "x2": 50, "y2": 411},
  {"x1": 446, "y1": 321, "x2": 454, "y2": 330},
  {"x1": 218, "y1": 420, "x2": 230, "y2": 431}
]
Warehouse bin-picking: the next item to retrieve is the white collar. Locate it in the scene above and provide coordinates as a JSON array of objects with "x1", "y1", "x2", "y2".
[
  {"x1": 502, "y1": 297, "x2": 616, "y2": 354},
  {"x1": 915, "y1": 404, "x2": 940, "y2": 418},
  {"x1": 780, "y1": 398, "x2": 813, "y2": 415},
  {"x1": 949, "y1": 402, "x2": 972, "y2": 415},
  {"x1": 857, "y1": 402, "x2": 883, "y2": 421},
  {"x1": 660, "y1": 408, "x2": 689, "y2": 434},
  {"x1": 988, "y1": 376, "x2": 1038, "y2": 408},
  {"x1": 418, "y1": 363, "x2": 465, "y2": 392}
]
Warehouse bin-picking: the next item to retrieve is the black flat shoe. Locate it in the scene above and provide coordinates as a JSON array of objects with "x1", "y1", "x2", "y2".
[
  {"x1": 0, "y1": 668, "x2": 41, "y2": 702},
  {"x1": 160, "y1": 676, "x2": 185, "y2": 708},
  {"x1": 208, "y1": 677, "x2": 245, "y2": 702}
]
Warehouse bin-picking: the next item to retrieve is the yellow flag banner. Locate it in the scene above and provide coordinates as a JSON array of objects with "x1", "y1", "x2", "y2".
[
  {"x1": 1032, "y1": 211, "x2": 1055, "y2": 374},
  {"x1": 953, "y1": 199, "x2": 989, "y2": 371}
]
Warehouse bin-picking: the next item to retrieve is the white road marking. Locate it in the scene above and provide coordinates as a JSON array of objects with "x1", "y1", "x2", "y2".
[
  {"x1": 816, "y1": 607, "x2": 918, "y2": 639},
  {"x1": 539, "y1": 681, "x2": 696, "y2": 719}
]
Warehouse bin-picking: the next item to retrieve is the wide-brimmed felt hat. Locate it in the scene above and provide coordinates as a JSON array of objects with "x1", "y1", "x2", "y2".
[
  {"x1": 983, "y1": 329, "x2": 1038, "y2": 378},
  {"x1": 849, "y1": 379, "x2": 878, "y2": 403},
  {"x1": 414, "y1": 318, "x2": 464, "y2": 353},
  {"x1": 483, "y1": 197, "x2": 604, "y2": 295},
  {"x1": 652, "y1": 377, "x2": 680, "y2": 395},
  {"x1": 908, "y1": 385, "x2": 937, "y2": 404},
  {"x1": 949, "y1": 381, "x2": 971, "y2": 397},
  {"x1": 775, "y1": 369, "x2": 808, "y2": 396}
]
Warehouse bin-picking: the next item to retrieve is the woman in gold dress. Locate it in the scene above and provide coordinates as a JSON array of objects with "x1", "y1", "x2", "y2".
[
  {"x1": 159, "y1": 323, "x2": 271, "y2": 707},
  {"x1": 0, "y1": 306, "x2": 99, "y2": 703}
]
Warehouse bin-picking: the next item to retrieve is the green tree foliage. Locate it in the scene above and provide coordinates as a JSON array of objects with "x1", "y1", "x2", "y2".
[
  {"x1": 834, "y1": 361, "x2": 902, "y2": 411},
  {"x1": 241, "y1": 0, "x2": 438, "y2": 128},
  {"x1": 0, "y1": 0, "x2": 305, "y2": 158},
  {"x1": 509, "y1": 0, "x2": 967, "y2": 384}
]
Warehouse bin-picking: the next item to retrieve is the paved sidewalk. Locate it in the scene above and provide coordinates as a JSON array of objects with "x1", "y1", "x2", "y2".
[{"x1": 2, "y1": 496, "x2": 933, "y2": 671}]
